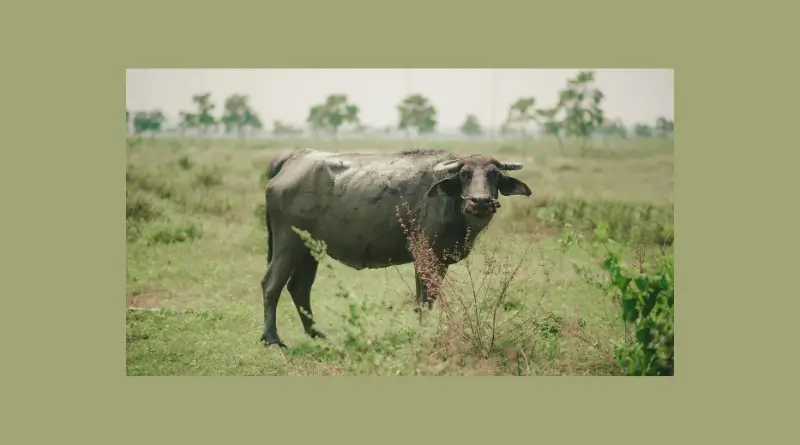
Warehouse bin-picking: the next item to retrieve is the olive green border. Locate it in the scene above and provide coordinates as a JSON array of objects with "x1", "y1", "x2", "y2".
[{"x1": 10, "y1": 0, "x2": 772, "y2": 440}]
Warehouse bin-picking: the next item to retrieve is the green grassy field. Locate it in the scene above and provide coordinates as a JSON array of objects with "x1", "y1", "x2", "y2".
[{"x1": 126, "y1": 136, "x2": 674, "y2": 376}]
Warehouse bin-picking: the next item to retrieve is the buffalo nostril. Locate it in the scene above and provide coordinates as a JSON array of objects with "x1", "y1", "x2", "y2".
[{"x1": 470, "y1": 195, "x2": 492, "y2": 205}]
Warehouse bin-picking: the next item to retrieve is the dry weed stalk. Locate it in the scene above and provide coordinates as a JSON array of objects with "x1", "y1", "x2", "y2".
[
  {"x1": 395, "y1": 201, "x2": 548, "y2": 373},
  {"x1": 395, "y1": 202, "x2": 446, "y2": 315}
]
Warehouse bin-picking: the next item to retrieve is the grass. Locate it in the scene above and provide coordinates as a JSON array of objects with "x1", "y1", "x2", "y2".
[{"x1": 125, "y1": 136, "x2": 674, "y2": 376}]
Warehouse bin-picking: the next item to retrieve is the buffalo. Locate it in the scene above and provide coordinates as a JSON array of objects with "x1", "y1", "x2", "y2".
[{"x1": 259, "y1": 148, "x2": 532, "y2": 348}]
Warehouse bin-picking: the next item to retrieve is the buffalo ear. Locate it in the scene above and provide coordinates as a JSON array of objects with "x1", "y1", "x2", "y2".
[
  {"x1": 498, "y1": 175, "x2": 532, "y2": 197},
  {"x1": 426, "y1": 176, "x2": 461, "y2": 198}
]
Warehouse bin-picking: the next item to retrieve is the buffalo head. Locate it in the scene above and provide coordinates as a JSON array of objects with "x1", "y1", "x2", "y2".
[{"x1": 426, "y1": 155, "x2": 532, "y2": 218}]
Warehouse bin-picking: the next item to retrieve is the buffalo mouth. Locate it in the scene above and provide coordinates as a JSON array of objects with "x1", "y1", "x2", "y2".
[{"x1": 464, "y1": 204, "x2": 497, "y2": 218}]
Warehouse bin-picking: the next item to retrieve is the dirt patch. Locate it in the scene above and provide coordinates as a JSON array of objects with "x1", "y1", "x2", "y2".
[
  {"x1": 505, "y1": 216, "x2": 559, "y2": 237},
  {"x1": 126, "y1": 289, "x2": 188, "y2": 310},
  {"x1": 552, "y1": 163, "x2": 579, "y2": 173},
  {"x1": 530, "y1": 219, "x2": 559, "y2": 237}
]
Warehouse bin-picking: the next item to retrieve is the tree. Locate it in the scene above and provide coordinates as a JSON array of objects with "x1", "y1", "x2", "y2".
[
  {"x1": 132, "y1": 110, "x2": 165, "y2": 139},
  {"x1": 506, "y1": 97, "x2": 537, "y2": 142},
  {"x1": 221, "y1": 94, "x2": 246, "y2": 137},
  {"x1": 397, "y1": 94, "x2": 437, "y2": 138},
  {"x1": 306, "y1": 105, "x2": 327, "y2": 138},
  {"x1": 460, "y1": 114, "x2": 482, "y2": 138},
  {"x1": 634, "y1": 123, "x2": 653, "y2": 138},
  {"x1": 558, "y1": 71, "x2": 606, "y2": 155},
  {"x1": 178, "y1": 111, "x2": 198, "y2": 137},
  {"x1": 655, "y1": 117, "x2": 674, "y2": 139},
  {"x1": 245, "y1": 109, "x2": 262, "y2": 136},
  {"x1": 192, "y1": 93, "x2": 217, "y2": 136},
  {"x1": 177, "y1": 93, "x2": 217, "y2": 140},
  {"x1": 148, "y1": 111, "x2": 165, "y2": 137},
  {"x1": 221, "y1": 94, "x2": 261, "y2": 139},
  {"x1": 305, "y1": 94, "x2": 360, "y2": 139},
  {"x1": 324, "y1": 94, "x2": 359, "y2": 139},
  {"x1": 132, "y1": 112, "x2": 148, "y2": 135},
  {"x1": 535, "y1": 107, "x2": 564, "y2": 153}
]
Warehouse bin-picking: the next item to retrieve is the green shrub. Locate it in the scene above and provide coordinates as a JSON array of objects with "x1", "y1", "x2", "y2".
[
  {"x1": 526, "y1": 197, "x2": 673, "y2": 246},
  {"x1": 126, "y1": 190, "x2": 161, "y2": 242},
  {"x1": 193, "y1": 166, "x2": 222, "y2": 188},
  {"x1": 145, "y1": 221, "x2": 202, "y2": 245},
  {"x1": 126, "y1": 191, "x2": 159, "y2": 223},
  {"x1": 190, "y1": 196, "x2": 232, "y2": 216},
  {"x1": 126, "y1": 166, "x2": 175, "y2": 200},
  {"x1": 177, "y1": 155, "x2": 193, "y2": 170},
  {"x1": 560, "y1": 223, "x2": 674, "y2": 376},
  {"x1": 605, "y1": 249, "x2": 673, "y2": 376},
  {"x1": 531, "y1": 311, "x2": 565, "y2": 338}
]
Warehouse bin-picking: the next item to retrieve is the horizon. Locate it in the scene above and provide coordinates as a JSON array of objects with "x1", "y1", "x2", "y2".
[{"x1": 126, "y1": 68, "x2": 674, "y2": 130}]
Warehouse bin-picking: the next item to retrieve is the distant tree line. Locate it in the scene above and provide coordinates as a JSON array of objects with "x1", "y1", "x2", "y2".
[{"x1": 127, "y1": 71, "x2": 674, "y2": 146}]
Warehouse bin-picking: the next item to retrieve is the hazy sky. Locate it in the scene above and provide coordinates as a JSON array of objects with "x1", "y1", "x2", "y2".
[{"x1": 126, "y1": 69, "x2": 673, "y2": 128}]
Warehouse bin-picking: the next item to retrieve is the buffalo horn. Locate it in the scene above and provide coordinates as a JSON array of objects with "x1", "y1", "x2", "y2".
[
  {"x1": 497, "y1": 162, "x2": 523, "y2": 171},
  {"x1": 433, "y1": 160, "x2": 462, "y2": 173}
]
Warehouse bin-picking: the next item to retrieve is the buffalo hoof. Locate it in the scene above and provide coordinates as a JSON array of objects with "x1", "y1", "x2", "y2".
[
  {"x1": 309, "y1": 329, "x2": 327, "y2": 340},
  {"x1": 260, "y1": 333, "x2": 287, "y2": 349},
  {"x1": 413, "y1": 302, "x2": 434, "y2": 314}
]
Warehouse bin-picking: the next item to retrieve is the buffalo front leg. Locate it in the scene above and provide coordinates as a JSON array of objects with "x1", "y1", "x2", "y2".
[
  {"x1": 287, "y1": 253, "x2": 326, "y2": 340},
  {"x1": 414, "y1": 264, "x2": 449, "y2": 310},
  {"x1": 260, "y1": 255, "x2": 297, "y2": 348}
]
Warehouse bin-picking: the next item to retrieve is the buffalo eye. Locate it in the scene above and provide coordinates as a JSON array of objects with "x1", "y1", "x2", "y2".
[{"x1": 459, "y1": 170, "x2": 471, "y2": 181}]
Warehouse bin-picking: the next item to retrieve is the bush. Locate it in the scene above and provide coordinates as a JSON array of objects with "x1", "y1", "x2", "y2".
[
  {"x1": 193, "y1": 166, "x2": 222, "y2": 188},
  {"x1": 560, "y1": 223, "x2": 674, "y2": 376},
  {"x1": 190, "y1": 196, "x2": 232, "y2": 216},
  {"x1": 126, "y1": 166, "x2": 175, "y2": 200},
  {"x1": 126, "y1": 190, "x2": 161, "y2": 242},
  {"x1": 126, "y1": 191, "x2": 159, "y2": 223},
  {"x1": 177, "y1": 155, "x2": 193, "y2": 170},
  {"x1": 513, "y1": 196, "x2": 674, "y2": 246},
  {"x1": 606, "y1": 249, "x2": 673, "y2": 376},
  {"x1": 145, "y1": 221, "x2": 203, "y2": 245}
]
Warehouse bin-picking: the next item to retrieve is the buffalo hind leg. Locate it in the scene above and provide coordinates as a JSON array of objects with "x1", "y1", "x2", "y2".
[
  {"x1": 287, "y1": 253, "x2": 326, "y2": 340},
  {"x1": 260, "y1": 248, "x2": 301, "y2": 348}
]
